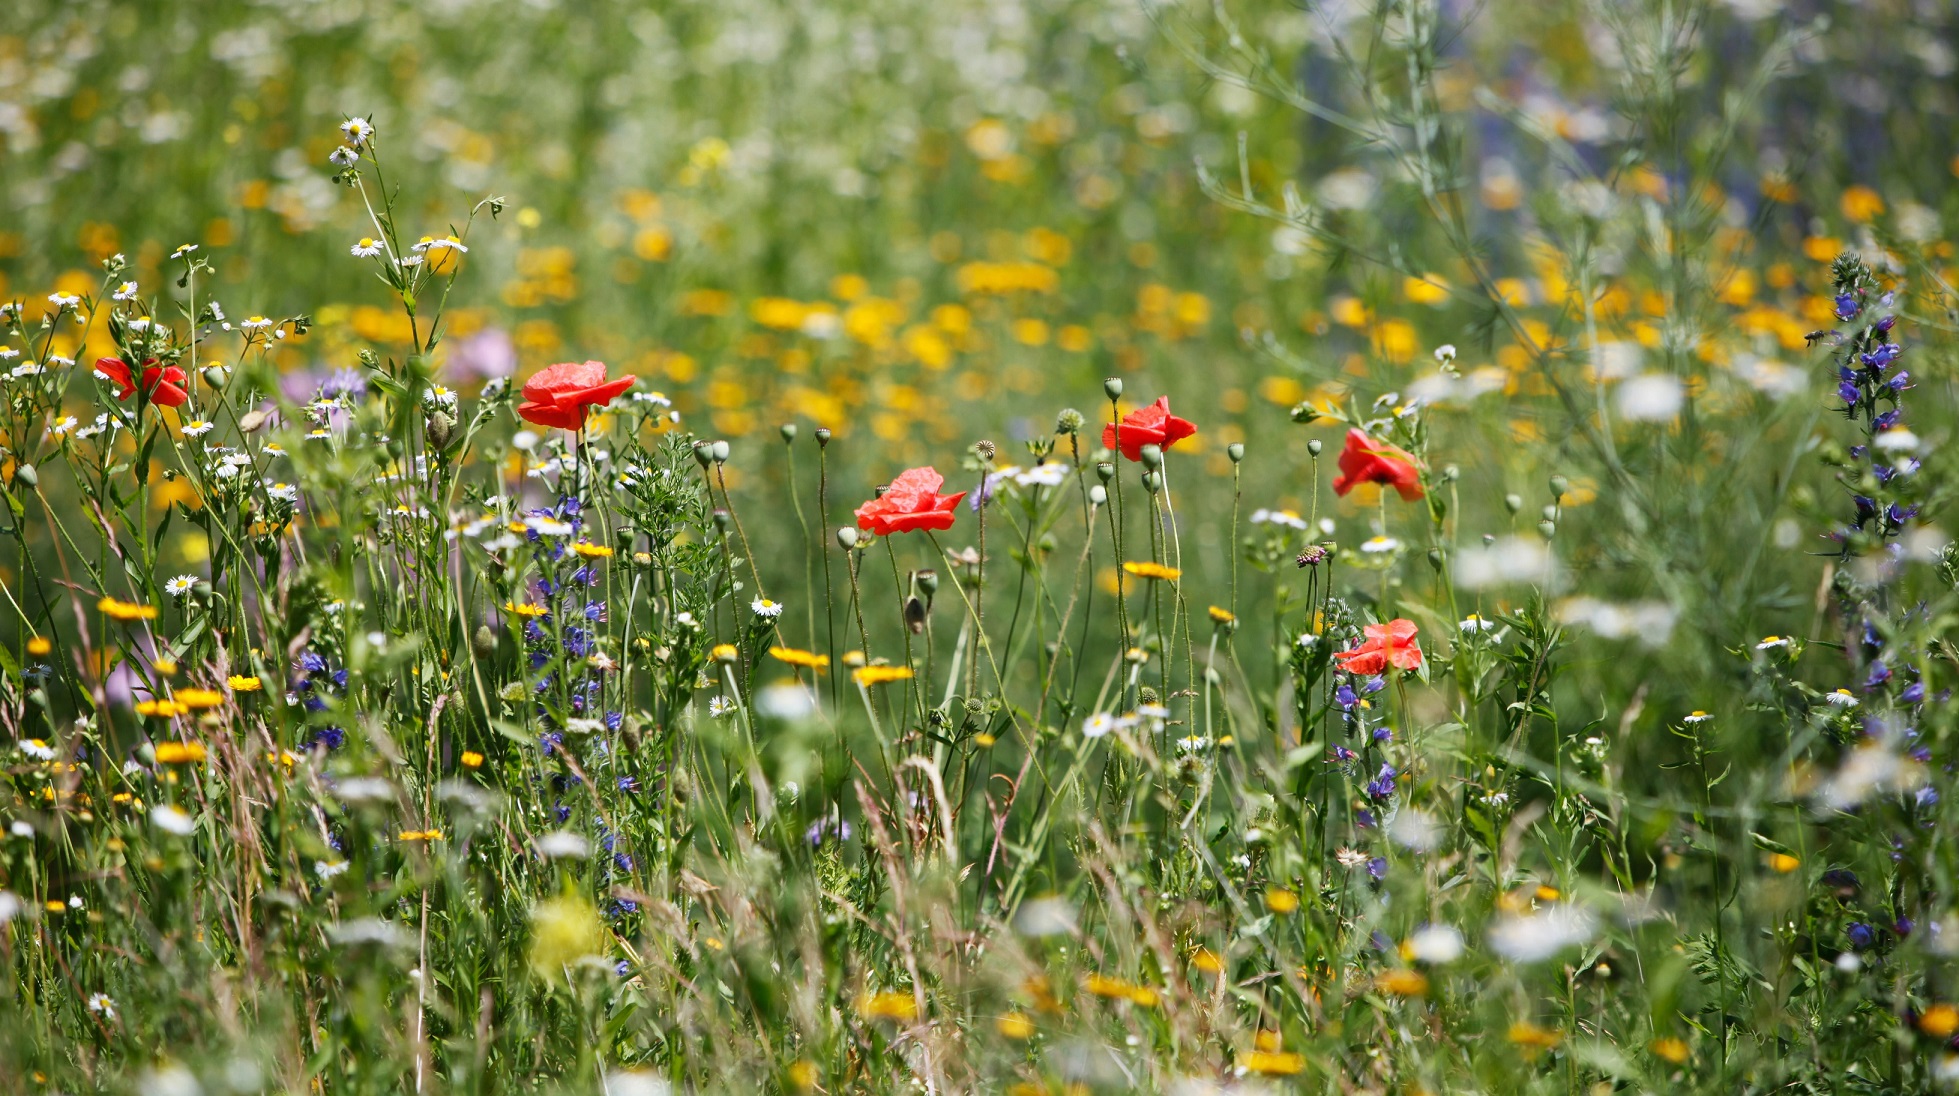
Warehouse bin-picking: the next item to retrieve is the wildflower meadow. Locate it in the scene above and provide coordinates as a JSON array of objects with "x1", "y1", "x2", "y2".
[{"x1": 5, "y1": 0, "x2": 1959, "y2": 1091}]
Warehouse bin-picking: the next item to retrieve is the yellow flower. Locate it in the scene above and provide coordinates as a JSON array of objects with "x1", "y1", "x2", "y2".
[
  {"x1": 572, "y1": 542, "x2": 614, "y2": 558},
  {"x1": 768, "y1": 647, "x2": 830, "y2": 670},
  {"x1": 1121, "y1": 560, "x2": 1181, "y2": 581},
  {"x1": 505, "y1": 601, "x2": 548, "y2": 618},
  {"x1": 1242, "y1": 1051, "x2": 1305, "y2": 1076},
  {"x1": 529, "y1": 896, "x2": 608, "y2": 977},
  {"x1": 175, "y1": 688, "x2": 224, "y2": 710},
  {"x1": 995, "y1": 1012, "x2": 1035, "y2": 1040},
  {"x1": 152, "y1": 658, "x2": 178, "y2": 676},
  {"x1": 460, "y1": 751, "x2": 484, "y2": 769},
  {"x1": 1375, "y1": 969, "x2": 1429, "y2": 996},
  {"x1": 26, "y1": 636, "x2": 52, "y2": 657},
  {"x1": 852, "y1": 665, "x2": 914, "y2": 687},
  {"x1": 227, "y1": 675, "x2": 263, "y2": 692},
  {"x1": 1534, "y1": 884, "x2": 1561, "y2": 902},
  {"x1": 1922, "y1": 1004, "x2": 1959, "y2": 1039},
  {"x1": 153, "y1": 741, "x2": 207, "y2": 764},
  {"x1": 786, "y1": 1060, "x2": 819, "y2": 1091},
  {"x1": 399, "y1": 829, "x2": 444, "y2": 842},
  {"x1": 1190, "y1": 948, "x2": 1224, "y2": 974},
  {"x1": 1083, "y1": 973, "x2": 1158, "y2": 1007},
  {"x1": 135, "y1": 699, "x2": 190, "y2": 719},
  {"x1": 855, "y1": 991, "x2": 918, "y2": 1022},
  {"x1": 1264, "y1": 887, "x2": 1299, "y2": 914},
  {"x1": 1840, "y1": 184, "x2": 1885, "y2": 223},
  {"x1": 98, "y1": 597, "x2": 157, "y2": 621},
  {"x1": 1507, "y1": 1022, "x2": 1563, "y2": 1053},
  {"x1": 1649, "y1": 1037, "x2": 1690, "y2": 1064},
  {"x1": 1207, "y1": 606, "x2": 1236, "y2": 624},
  {"x1": 710, "y1": 643, "x2": 740, "y2": 663},
  {"x1": 1767, "y1": 852, "x2": 1801, "y2": 874}
]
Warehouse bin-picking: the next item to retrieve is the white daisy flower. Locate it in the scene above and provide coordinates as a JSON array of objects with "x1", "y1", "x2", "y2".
[
  {"x1": 426, "y1": 236, "x2": 467, "y2": 253},
  {"x1": 48, "y1": 416, "x2": 77, "y2": 437},
  {"x1": 1459, "y1": 614, "x2": 1497, "y2": 633},
  {"x1": 314, "y1": 859, "x2": 349, "y2": 880},
  {"x1": 1082, "y1": 712, "x2": 1114, "y2": 739},
  {"x1": 751, "y1": 598, "x2": 784, "y2": 618},
  {"x1": 707, "y1": 696, "x2": 737, "y2": 719},
  {"x1": 340, "y1": 117, "x2": 373, "y2": 146},
  {"x1": 19, "y1": 739, "x2": 56, "y2": 761},
  {"x1": 0, "y1": 346, "x2": 17, "y2": 359},
  {"x1": 1360, "y1": 535, "x2": 1401, "y2": 554},
  {"x1": 675, "y1": 611, "x2": 698, "y2": 628},
  {"x1": 1683, "y1": 710, "x2": 1713, "y2": 724},
  {"x1": 164, "y1": 575, "x2": 196, "y2": 597},
  {"x1": 47, "y1": 292, "x2": 80, "y2": 309},
  {"x1": 112, "y1": 282, "x2": 138, "y2": 301},
  {"x1": 632, "y1": 390, "x2": 673, "y2": 406},
  {"x1": 240, "y1": 316, "x2": 273, "y2": 332},
  {"x1": 1755, "y1": 635, "x2": 1791, "y2": 650},
  {"x1": 266, "y1": 483, "x2": 299, "y2": 503},
  {"x1": 397, "y1": 255, "x2": 424, "y2": 268},
  {"x1": 151, "y1": 804, "x2": 195, "y2": 836},
  {"x1": 1824, "y1": 689, "x2": 1859, "y2": 707},
  {"x1": 181, "y1": 419, "x2": 214, "y2": 438},
  {"x1": 350, "y1": 237, "x2": 383, "y2": 258},
  {"x1": 262, "y1": 443, "x2": 286, "y2": 457},
  {"x1": 172, "y1": 243, "x2": 198, "y2": 259},
  {"x1": 1250, "y1": 508, "x2": 1310, "y2": 530},
  {"x1": 328, "y1": 145, "x2": 359, "y2": 167},
  {"x1": 86, "y1": 993, "x2": 116, "y2": 1018}
]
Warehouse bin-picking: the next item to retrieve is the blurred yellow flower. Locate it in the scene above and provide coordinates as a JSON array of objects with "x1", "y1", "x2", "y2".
[
  {"x1": 153, "y1": 741, "x2": 206, "y2": 764},
  {"x1": 1122, "y1": 561, "x2": 1180, "y2": 581},
  {"x1": 995, "y1": 1012, "x2": 1035, "y2": 1040},
  {"x1": 852, "y1": 665, "x2": 913, "y2": 687},
  {"x1": 856, "y1": 990, "x2": 918, "y2": 1022},
  {"x1": 768, "y1": 647, "x2": 829, "y2": 670},
  {"x1": 228, "y1": 675, "x2": 263, "y2": 692},
  {"x1": 98, "y1": 597, "x2": 157, "y2": 621}
]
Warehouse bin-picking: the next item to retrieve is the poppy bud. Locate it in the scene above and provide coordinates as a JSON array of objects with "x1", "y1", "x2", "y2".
[
  {"x1": 1307, "y1": 439, "x2": 1323, "y2": 457},
  {"x1": 1139, "y1": 444, "x2": 1163, "y2": 470},
  {"x1": 1089, "y1": 485, "x2": 1107, "y2": 505},
  {"x1": 1427, "y1": 548, "x2": 1444, "y2": 571},
  {"x1": 916, "y1": 570, "x2": 940, "y2": 597},
  {"x1": 1549, "y1": 474, "x2": 1568, "y2": 499},
  {"x1": 1443, "y1": 464, "x2": 1459, "y2": 481},
  {"x1": 1056, "y1": 409, "x2": 1085, "y2": 435},
  {"x1": 1541, "y1": 505, "x2": 1557, "y2": 522},
  {"x1": 814, "y1": 427, "x2": 831, "y2": 448},
  {"x1": 710, "y1": 440, "x2": 731, "y2": 463},
  {"x1": 780, "y1": 423, "x2": 799, "y2": 442},
  {"x1": 1504, "y1": 493, "x2": 1523, "y2": 514},
  {"x1": 1227, "y1": 443, "x2": 1244, "y2": 463},
  {"x1": 904, "y1": 596, "x2": 928, "y2": 634},
  {"x1": 614, "y1": 526, "x2": 635, "y2": 552},
  {"x1": 712, "y1": 509, "x2": 732, "y2": 536},
  {"x1": 836, "y1": 527, "x2": 858, "y2": 549},
  {"x1": 1095, "y1": 462, "x2": 1115, "y2": 484},
  {"x1": 472, "y1": 626, "x2": 499, "y2": 660},
  {"x1": 1103, "y1": 377, "x2": 1124, "y2": 400},
  {"x1": 1538, "y1": 519, "x2": 1556, "y2": 539},
  {"x1": 692, "y1": 441, "x2": 714, "y2": 468},
  {"x1": 12, "y1": 463, "x2": 36, "y2": 489},
  {"x1": 1141, "y1": 471, "x2": 1162, "y2": 493},
  {"x1": 426, "y1": 411, "x2": 455, "y2": 450},
  {"x1": 203, "y1": 366, "x2": 228, "y2": 389}
]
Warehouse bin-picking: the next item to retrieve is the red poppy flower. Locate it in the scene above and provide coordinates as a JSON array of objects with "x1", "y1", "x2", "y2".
[
  {"x1": 1331, "y1": 429, "x2": 1423, "y2": 500},
  {"x1": 94, "y1": 357, "x2": 189, "y2": 408},
  {"x1": 855, "y1": 467, "x2": 966, "y2": 536},
  {"x1": 1102, "y1": 396, "x2": 1197, "y2": 462},
  {"x1": 517, "y1": 360, "x2": 635, "y2": 431},
  {"x1": 1334, "y1": 618, "x2": 1423, "y2": 675}
]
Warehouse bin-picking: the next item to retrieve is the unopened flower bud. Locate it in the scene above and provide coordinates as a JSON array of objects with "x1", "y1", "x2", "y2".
[
  {"x1": 1541, "y1": 505, "x2": 1558, "y2": 522},
  {"x1": 814, "y1": 427, "x2": 831, "y2": 448},
  {"x1": 1549, "y1": 474, "x2": 1568, "y2": 499},
  {"x1": 836, "y1": 526, "x2": 858, "y2": 549},
  {"x1": 710, "y1": 440, "x2": 730, "y2": 463},
  {"x1": 1538, "y1": 519, "x2": 1557, "y2": 539},
  {"x1": 1443, "y1": 464, "x2": 1459, "y2": 482},
  {"x1": 779, "y1": 423, "x2": 798, "y2": 442},
  {"x1": 712, "y1": 509, "x2": 732, "y2": 536},
  {"x1": 1504, "y1": 493, "x2": 1523, "y2": 514},
  {"x1": 202, "y1": 366, "x2": 227, "y2": 389},
  {"x1": 1089, "y1": 485, "x2": 1107, "y2": 505},
  {"x1": 1103, "y1": 377, "x2": 1124, "y2": 400},
  {"x1": 692, "y1": 441, "x2": 714, "y2": 468},
  {"x1": 1141, "y1": 471, "x2": 1162, "y2": 493},
  {"x1": 12, "y1": 463, "x2": 36, "y2": 489},
  {"x1": 1227, "y1": 443, "x2": 1244, "y2": 463},
  {"x1": 426, "y1": 410, "x2": 455, "y2": 450},
  {"x1": 916, "y1": 569, "x2": 940, "y2": 596},
  {"x1": 1095, "y1": 462, "x2": 1115, "y2": 484},
  {"x1": 1427, "y1": 548, "x2": 1444, "y2": 571},
  {"x1": 472, "y1": 626, "x2": 499, "y2": 660},
  {"x1": 1139, "y1": 444, "x2": 1163, "y2": 470},
  {"x1": 1307, "y1": 439, "x2": 1323, "y2": 457}
]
